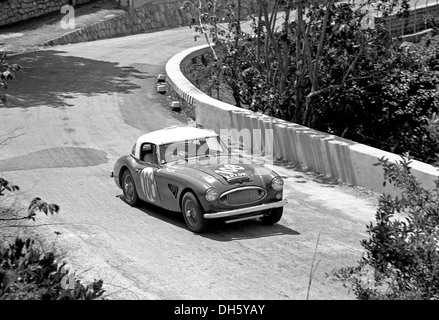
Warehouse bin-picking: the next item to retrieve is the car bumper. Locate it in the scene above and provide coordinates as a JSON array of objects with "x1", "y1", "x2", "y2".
[{"x1": 203, "y1": 199, "x2": 287, "y2": 219}]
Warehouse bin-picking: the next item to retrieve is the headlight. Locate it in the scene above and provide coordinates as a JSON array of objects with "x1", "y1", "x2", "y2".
[
  {"x1": 205, "y1": 188, "x2": 218, "y2": 202},
  {"x1": 271, "y1": 176, "x2": 284, "y2": 191}
]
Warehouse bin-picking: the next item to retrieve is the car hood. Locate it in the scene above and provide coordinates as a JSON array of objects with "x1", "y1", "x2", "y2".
[{"x1": 165, "y1": 156, "x2": 273, "y2": 185}]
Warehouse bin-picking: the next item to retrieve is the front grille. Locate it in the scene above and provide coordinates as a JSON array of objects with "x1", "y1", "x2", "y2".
[{"x1": 220, "y1": 187, "x2": 266, "y2": 206}]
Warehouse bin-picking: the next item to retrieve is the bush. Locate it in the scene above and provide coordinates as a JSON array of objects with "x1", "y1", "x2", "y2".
[
  {"x1": 0, "y1": 237, "x2": 105, "y2": 300},
  {"x1": 316, "y1": 35, "x2": 439, "y2": 164},
  {"x1": 332, "y1": 155, "x2": 439, "y2": 300},
  {"x1": 1, "y1": 176, "x2": 105, "y2": 300}
]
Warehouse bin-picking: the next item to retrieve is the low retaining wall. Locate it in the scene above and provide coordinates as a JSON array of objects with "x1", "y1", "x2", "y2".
[
  {"x1": 42, "y1": 0, "x2": 195, "y2": 46},
  {"x1": 166, "y1": 44, "x2": 439, "y2": 196},
  {"x1": 41, "y1": 0, "x2": 261, "y2": 47},
  {"x1": 0, "y1": 0, "x2": 91, "y2": 28}
]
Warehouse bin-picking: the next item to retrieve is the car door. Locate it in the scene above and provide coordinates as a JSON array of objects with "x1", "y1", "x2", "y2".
[{"x1": 132, "y1": 143, "x2": 163, "y2": 207}]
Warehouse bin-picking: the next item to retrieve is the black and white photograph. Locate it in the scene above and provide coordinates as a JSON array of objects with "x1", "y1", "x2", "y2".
[{"x1": 1, "y1": 0, "x2": 439, "y2": 307}]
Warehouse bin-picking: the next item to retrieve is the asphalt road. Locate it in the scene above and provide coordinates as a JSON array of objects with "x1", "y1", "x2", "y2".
[{"x1": 0, "y1": 27, "x2": 380, "y2": 299}]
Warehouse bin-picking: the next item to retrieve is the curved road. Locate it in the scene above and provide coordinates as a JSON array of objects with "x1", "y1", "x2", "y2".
[{"x1": 0, "y1": 27, "x2": 379, "y2": 299}]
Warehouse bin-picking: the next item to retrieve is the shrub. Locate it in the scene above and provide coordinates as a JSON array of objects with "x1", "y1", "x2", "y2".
[
  {"x1": 1, "y1": 177, "x2": 105, "y2": 300},
  {"x1": 332, "y1": 155, "x2": 439, "y2": 299},
  {"x1": 0, "y1": 237, "x2": 105, "y2": 300},
  {"x1": 317, "y1": 35, "x2": 439, "y2": 164}
]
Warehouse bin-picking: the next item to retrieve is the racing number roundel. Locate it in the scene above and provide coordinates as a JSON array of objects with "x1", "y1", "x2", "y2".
[
  {"x1": 214, "y1": 164, "x2": 247, "y2": 182},
  {"x1": 140, "y1": 167, "x2": 157, "y2": 203},
  {"x1": 215, "y1": 164, "x2": 245, "y2": 174}
]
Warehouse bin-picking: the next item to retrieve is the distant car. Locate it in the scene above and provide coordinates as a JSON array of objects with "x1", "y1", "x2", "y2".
[{"x1": 111, "y1": 126, "x2": 287, "y2": 233}]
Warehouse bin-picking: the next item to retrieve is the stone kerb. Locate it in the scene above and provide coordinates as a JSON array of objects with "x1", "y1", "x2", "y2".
[{"x1": 165, "y1": 43, "x2": 439, "y2": 196}]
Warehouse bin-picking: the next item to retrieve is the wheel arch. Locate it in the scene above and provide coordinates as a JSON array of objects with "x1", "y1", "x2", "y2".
[
  {"x1": 179, "y1": 187, "x2": 201, "y2": 211},
  {"x1": 119, "y1": 165, "x2": 131, "y2": 188}
]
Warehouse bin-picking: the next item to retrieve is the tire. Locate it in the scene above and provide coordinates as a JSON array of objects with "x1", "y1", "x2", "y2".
[
  {"x1": 260, "y1": 207, "x2": 283, "y2": 225},
  {"x1": 122, "y1": 170, "x2": 139, "y2": 206},
  {"x1": 182, "y1": 192, "x2": 208, "y2": 233}
]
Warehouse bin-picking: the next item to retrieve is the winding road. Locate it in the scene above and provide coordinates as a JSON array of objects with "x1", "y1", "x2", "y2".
[{"x1": 0, "y1": 27, "x2": 379, "y2": 299}]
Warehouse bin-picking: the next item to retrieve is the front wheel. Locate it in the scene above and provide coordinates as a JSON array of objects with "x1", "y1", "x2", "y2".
[
  {"x1": 182, "y1": 192, "x2": 208, "y2": 233},
  {"x1": 260, "y1": 207, "x2": 283, "y2": 225},
  {"x1": 122, "y1": 170, "x2": 139, "y2": 206}
]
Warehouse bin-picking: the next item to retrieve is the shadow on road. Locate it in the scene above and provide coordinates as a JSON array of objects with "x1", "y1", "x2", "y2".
[
  {"x1": 118, "y1": 196, "x2": 300, "y2": 241},
  {"x1": 273, "y1": 160, "x2": 342, "y2": 188},
  {"x1": 0, "y1": 147, "x2": 108, "y2": 171},
  {"x1": 1, "y1": 49, "x2": 152, "y2": 109},
  {"x1": 117, "y1": 196, "x2": 189, "y2": 229},
  {"x1": 203, "y1": 221, "x2": 300, "y2": 242}
]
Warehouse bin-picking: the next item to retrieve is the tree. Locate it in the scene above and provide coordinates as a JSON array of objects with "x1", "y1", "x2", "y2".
[
  {"x1": 315, "y1": 34, "x2": 439, "y2": 163},
  {"x1": 183, "y1": 0, "x2": 439, "y2": 164},
  {"x1": 182, "y1": 0, "x2": 407, "y2": 124}
]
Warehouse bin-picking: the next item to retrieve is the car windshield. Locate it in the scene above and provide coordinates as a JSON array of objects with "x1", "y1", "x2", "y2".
[{"x1": 159, "y1": 136, "x2": 228, "y2": 163}]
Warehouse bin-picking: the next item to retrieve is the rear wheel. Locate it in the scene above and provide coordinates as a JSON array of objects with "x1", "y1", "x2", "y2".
[
  {"x1": 182, "y1": 192, "x2": 208, "y2": 233},
  {"x1": 260, "y1": 207, "x2": 283, "y2": 225},
  {"x1": 122, "y1": 170, "x2": 139, "y2": 206}
]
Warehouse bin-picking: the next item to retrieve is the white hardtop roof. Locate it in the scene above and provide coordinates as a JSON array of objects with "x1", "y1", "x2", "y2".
[{"x1": 136, "y1": 126, "x2": 219, "y2": 146}]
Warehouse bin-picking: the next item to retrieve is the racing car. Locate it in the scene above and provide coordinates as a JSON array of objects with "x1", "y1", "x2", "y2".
[{"x1": 111, "y1": 126, "x2": 287, "y2": 233}]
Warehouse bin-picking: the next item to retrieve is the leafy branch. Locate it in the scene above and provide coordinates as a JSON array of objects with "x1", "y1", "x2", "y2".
[
  {"x1": 0, "y1": 178, "x2": 19, "y2": 197},
  {"x1": 1, "y1": 178, "x2": 59, "y2": 222},
  {"x1": 0, "y1": 197, "x2": 60, "y2": 222},
  {"x1": 0, "y1": 52, "x2": 22, "y2": 103}
]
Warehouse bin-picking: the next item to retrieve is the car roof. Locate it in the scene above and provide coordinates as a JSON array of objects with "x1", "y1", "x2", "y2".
[{"x1": 136, "y1": 126, "x2": 219, "y2": 146}]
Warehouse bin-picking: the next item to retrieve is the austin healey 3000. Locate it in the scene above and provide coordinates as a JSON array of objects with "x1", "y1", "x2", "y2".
[{"x1": 111, "y1": 126, "x2": 287, "y2": 233}]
